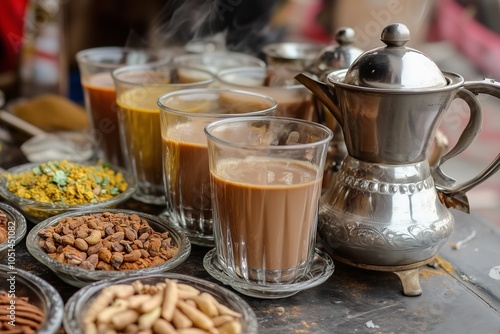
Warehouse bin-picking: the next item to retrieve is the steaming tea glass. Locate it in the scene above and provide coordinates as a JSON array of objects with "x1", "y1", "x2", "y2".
[
  {"x1": 217, "y1": 67, "x2": 315, "y2": 120},
  {"x1": 205, "y1": 117, "x2": 333, "y2": 287},
  {"x1": 173, "y1": 52, "x2": 265, "y2": 76},
  {"x1": 112, "y1": 64, "x2": 216, "y2": 205},
  {"x1": 76, "y1": 47, "x2": 169, "y2": 167},
  {"x1": 158, "y1": 89, "x2": 277, "y2": 246}
]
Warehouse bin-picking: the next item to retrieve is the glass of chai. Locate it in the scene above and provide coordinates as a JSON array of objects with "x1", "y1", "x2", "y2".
[
  {"x1": 217, "y1": 66, "x2": 315, "y2": 121},
  {"x1": 76, "y1": 47, "x2": 169, "y2": 167},
  {"x1": 158, "y1": 89, "x2": 277, "y2": 246},
  {"x1": 205, "y1": 117, "x2": 332, "y2": 284},
  {"x1": 173, "y1": 52, "x2": 265, "y2": 76},
  {"x1": 112, "y1": 64, "x2": 216, "y2": 205}
]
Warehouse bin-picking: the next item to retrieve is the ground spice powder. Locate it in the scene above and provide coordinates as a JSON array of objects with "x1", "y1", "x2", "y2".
[{"x1": 6, "y1": 160, "x2": 128, "y2": 205}]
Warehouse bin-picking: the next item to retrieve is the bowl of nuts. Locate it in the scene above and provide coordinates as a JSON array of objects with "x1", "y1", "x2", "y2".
[
  {"x1": 0, "y1": 202, "x2": 27, "y2": 262},
  {"x1": 26, "y1": 209, "x2": 191, "y2": 287},
  {"x1": 0, "y1": 264, "x2": 64, "y2": 333},
  {"x1": 64, "y1": 273, "x2": 257, "y2": 334},
  {"x1": 0, "y1": 160, "x2": 137, "y2": 223}
]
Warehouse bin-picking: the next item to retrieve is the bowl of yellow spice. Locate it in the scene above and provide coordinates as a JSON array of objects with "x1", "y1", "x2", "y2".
[{"x1": 0, "y1": 160, "x2": 136, "y2": 223}]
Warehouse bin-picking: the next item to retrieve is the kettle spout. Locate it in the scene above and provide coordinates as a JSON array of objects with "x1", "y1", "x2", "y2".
[{"x1": 295, "y1": 73, "x2": 343, "y2": 127}]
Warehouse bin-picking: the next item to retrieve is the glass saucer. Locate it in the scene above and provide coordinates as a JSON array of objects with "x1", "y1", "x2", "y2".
[{"x1": 203, "y1": 247, "x2": 335, "y2": 299}]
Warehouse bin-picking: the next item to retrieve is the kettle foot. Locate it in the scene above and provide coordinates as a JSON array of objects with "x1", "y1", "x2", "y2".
[{"x1": 326, "y1": 252, "x2": 435, "y2": 297}]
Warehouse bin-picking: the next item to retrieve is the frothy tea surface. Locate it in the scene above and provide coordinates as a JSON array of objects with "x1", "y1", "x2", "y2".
[{"x1": 211, "y1": 157, "x2": 322, "y2": 282}]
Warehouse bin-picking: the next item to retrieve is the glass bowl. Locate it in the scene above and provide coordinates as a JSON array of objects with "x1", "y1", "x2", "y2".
[
  {"x1": 0, "y1": 264, "x2": 64, "y2": 333},
  {"x1": 26, "y1": 209, "x2": 191, "y2": 287},
  {"x1": 0, "y1": 161, "x2": 137, "y2": 223},
  {"x1": 64, "y1": 273, "x2": 258, "y2": 334},
  {"x1": 0, "y1": 202, "x2": 27, "y2": 261}
]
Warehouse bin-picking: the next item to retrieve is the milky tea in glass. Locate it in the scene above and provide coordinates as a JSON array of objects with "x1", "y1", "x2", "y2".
[
  {"x1": 159, "y1": 89, "x2": 277, "y2": 246},
  {"x1": 205, "y1": 117, "x2": 332, "y2": 283},
  {"x1": 112, "y1": 64, "x2": 215, "y2": 205}
]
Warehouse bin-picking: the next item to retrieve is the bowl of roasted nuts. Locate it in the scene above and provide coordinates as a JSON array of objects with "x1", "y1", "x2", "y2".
[
  {"x1": 64, "y1": 273, "x2": 258, "y2": 334},
  {"x1": 0, "y1": 264, "x2": 64, "y2": 333},
  {"x1": 0, "y1": 160, "x2": 137, "y2": 223},
  {"x1": 0, "y1": 202, "x2": 27, "y2": 262},
  {"x1": 26, "y1": 209, "x2": 191, "y2": 287}
]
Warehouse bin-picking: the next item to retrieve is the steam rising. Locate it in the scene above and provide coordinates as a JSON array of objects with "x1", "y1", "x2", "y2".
[{"x1": 149, "y1": 0, "x2": 281, "y2": 55}]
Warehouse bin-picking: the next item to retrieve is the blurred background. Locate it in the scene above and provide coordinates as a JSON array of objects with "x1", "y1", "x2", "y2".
[{"x1": 1, "y1": 0, "x2": 499, "y2": 225}]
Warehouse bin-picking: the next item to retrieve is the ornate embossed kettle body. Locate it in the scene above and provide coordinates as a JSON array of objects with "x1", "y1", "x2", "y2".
[{"x1": 296, "y1": 23, "x2": 500, "y2": 296}]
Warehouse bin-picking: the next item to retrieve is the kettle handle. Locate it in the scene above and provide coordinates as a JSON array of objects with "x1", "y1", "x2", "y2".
[{"x1": 434, "y1": 79, "x2": 500, "y2": 198}]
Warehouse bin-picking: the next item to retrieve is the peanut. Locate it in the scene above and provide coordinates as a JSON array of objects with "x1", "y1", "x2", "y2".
[{"x1": 84, "y1": 280, "x2": 243, "y2": 334}]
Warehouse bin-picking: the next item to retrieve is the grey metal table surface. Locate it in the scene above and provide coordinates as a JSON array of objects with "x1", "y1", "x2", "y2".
[{"x1": 1, "y1": 143, "x2": 500, "y2": 334}]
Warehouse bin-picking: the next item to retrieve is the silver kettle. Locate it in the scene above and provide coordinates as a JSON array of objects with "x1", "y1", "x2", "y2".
[{"x1": 296, "y1": 23, "x2": 500, "y2": 295}]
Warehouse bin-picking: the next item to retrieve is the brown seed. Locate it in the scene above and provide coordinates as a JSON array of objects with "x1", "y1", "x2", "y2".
[
  {"x1": 87, "y1": 253, "x2": 99, "y2": 266},
  {"x1": 74, "y1": 238, "x2": 89, "y2": 251},
  {"x1": 124, "y1": 227, "x2": 137, "y2": 241},
  {"x1": 110, "y1": 231, "x2": 125, "y2": 243},
  {"x1": 87, "y1": 241, "x2": 103, "y2": 255},
  {"x1": 43, "y1": 239, "x2": 57, "y2": 253},
  {"x1": 110, "y1": 252, "x2": 124, "y2": 269},
  {"x1": 98, "y1": 248, "x2": 112, "y2": 263},
  {"x1": 123, "y1": 250, "x2": 141, "y2": 262}
]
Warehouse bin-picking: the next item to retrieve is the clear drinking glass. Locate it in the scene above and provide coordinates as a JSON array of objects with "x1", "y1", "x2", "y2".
[
  {"x1": 205, "y1": 117, "x2": 332, "y2": 284},
  {"x1": 173, "y1": 52, "x2": 265, "y2": 75},
  {"x1": 112, "y1": 64, "x2": 216, "y2": 205},
  {"x1": 217, "y1": 66, "x2": 315, "y2": 120},
  {"x1": 158, "y1": 89, "x2": 277, "y2": 246},
  {"x1": 76, "y1": 47, "x2": 169, "y2": 167}
]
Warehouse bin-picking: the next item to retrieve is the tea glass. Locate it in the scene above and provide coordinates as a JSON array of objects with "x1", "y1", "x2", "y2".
[
  {"x1": 173, "y1": 52, "x2": 265, "y2": 75},
  {"x1": 76, "y1": 47, "x2": 169, "y2": 167},
  {"x1": 204, "y1": 116, "x2": 334, "y2": 298},
  {"x1": 158, "y1": 89, "x2": 277, "y2": 246},
  {"x1": 217, "y1": 66, "x2": 315, "y2": 120},
  {"x1": 112, "y1": 64, "x2": 216, "y2": 205}
]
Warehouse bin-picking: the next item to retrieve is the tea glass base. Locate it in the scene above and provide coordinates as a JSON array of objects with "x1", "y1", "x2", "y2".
[
  {"x1": 158, "y1": 210, "x2": 214, "y2": 247},
  {"x1": 203, "y1": 248, "x2": 335, "y2": 299},
  {"x1": 132, "y1": 193, "x2": 165, "y2": 206}
]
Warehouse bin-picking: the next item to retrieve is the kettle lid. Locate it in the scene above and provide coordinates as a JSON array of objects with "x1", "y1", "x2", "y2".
[
  {"x1": 339, "y1": 23, "x2": 447, "y2": 89},
  {"x1": 312, "y1": 27, "x2": 364, "y2": 78}
]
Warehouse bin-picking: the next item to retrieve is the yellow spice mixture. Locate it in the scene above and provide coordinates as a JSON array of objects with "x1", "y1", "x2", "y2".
[{"x1": 6, "y1": 160, "x2": 128, "y2": 205}]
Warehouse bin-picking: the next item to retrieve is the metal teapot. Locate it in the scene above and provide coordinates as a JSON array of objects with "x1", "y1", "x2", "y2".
[{"x1": 296, "y1": 23, "x2": 500, "y2": 296}]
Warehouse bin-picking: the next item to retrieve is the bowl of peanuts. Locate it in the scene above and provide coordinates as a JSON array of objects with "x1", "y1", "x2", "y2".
[
  {"x1": 0, "y1": 264, "x2": 64, "y2": 333},
  {"x1": 26, "y1": 209, "x2": 191, "y2": 288},
  {"x1": 0, "y1": 202, "x2": 27, "y2": 262},
  {"x1": 0, "y1": 160, "x2": 137, "y2": 223},
  {"x1": 64, "y1": 273, "x2": 258, "y2": 334}
]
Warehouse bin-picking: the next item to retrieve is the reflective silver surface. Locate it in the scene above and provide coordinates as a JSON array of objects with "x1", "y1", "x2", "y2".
[
  {"x1": 262, "y1": 42, "x2": 325, "y2": 72},
  {"x1": 312, "y1": 27, "x2": 363, "y2": 81},
  {"x1": 296, "y1": 23, "x2": 500, "y2": 268},
  {"x1": 318, "y1": 156, "x2": 454, "y2": 266}
]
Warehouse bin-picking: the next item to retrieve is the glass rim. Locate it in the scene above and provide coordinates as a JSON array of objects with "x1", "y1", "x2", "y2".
[
  {"x1": 76, "y1": 46, "x2": 170, "y2": 69},
  {"x1": 173, "y1": 51, "x2": 266, "y2": 67},
  {"x1": 216, "y1": 66, "x2": 307, "y2": 90},
  {"x1": 157, "y1": 88, "x2": 278, "y2": 118},
  {"x1": 204, "y1": 116, "x2": 333, "y2": 150},
  {"x1": 111, "y1": 64, "x2": 216, "y2": 88}
]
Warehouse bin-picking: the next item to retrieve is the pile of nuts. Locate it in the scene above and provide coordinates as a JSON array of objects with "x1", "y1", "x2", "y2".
[
  {"x1": 84, "y1": 279, "x2": 243, "y2": 334},
  {"x1": 37, "y1": 212, "x2": 179, "y2": 271},
  {"x1": 0, "y1": 291, "x2": 45, "y2": 333}
]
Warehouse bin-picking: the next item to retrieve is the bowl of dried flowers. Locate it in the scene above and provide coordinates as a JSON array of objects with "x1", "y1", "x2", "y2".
[{"x1": 0, "y1": 160, "x2": 137, "y2": 223}]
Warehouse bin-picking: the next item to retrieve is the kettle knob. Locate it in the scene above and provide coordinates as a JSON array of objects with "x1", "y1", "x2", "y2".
[
  {"x1": 381, "y1": 23, "x2": 410, "y2": 47},
  {"x1": 335, "y1": 27, "x2": 356, "y2": 46}
]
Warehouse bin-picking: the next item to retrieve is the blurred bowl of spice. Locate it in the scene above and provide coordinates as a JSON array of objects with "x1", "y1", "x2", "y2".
[
  {"x1": 0, "y1": 202, "x2": 27, "y2": 261},
  {"x1": 64, "y1": 273, "x2": 257, "y2": 334},
  {"x1": 0, "y1": 160, "x2": 137, "y2": 223},
  {"x1": 0, "y1": 264, "x2": 64, "y2": 333},
  {"x1": 26, "y1": 209, "x2": 191, "y2": 287}
]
